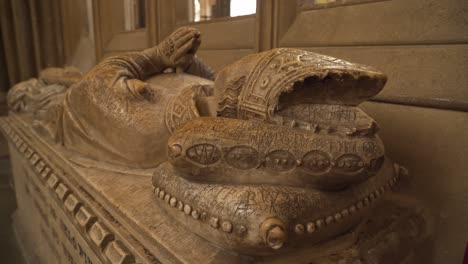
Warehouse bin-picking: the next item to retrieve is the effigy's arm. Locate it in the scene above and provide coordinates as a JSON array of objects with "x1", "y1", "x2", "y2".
[
  {"x1": 94, "y1": 27, "x2": 202, "y2": 78},
  {"x1": 185, "y1": 55, "x2": 216, "y2": 81},
  {"x1": 82, "y1": 27, "x2": 204, "y2": 101}
]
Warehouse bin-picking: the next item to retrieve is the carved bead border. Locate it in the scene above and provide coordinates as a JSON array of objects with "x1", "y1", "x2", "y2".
[
  {"x1": 154, "y1": 171, "x2": 400, "y2": 241},
  {"x1": 152, "y1": 185, "x2": 248, "y2": 236},
  {"x1": 293, "y1": 172, "x2": 400, "y2": 236},
  {"x1": 0, "y1": 120, "x2": 136, "y2": 264}
]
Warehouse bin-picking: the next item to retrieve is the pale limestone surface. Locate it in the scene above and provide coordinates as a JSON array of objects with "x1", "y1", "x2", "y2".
[{"x1": 2, "y1": 27, "x2": 433, "y2": 263}]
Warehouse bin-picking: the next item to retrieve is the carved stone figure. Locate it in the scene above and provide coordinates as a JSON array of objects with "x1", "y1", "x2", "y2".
[
  {"x1": 152, "y1": 47, "x2": 406, "y2": 256},
  {"x1": 5, "y1": 27, "x2": 431, "y2": 263},
  {"x1": 7, "y1": 67, "x2": 82, "y2": 113},
  {"x1": 10, "y1": 27, "x2": 215, "y2": 168}
]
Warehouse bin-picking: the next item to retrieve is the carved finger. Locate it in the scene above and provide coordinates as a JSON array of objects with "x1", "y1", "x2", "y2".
[
  {"x1": 174, "y1": 30, "x2": 198, "y2": 48},
  {"x1": 173, "y1": 27, "x2": 198, "y2": 43},
  {"x1": 191, "y1": 28, "x2": 200, "y2": 38},
  {"x1": 188, "y1": 36, "x2": 201, "y2": 54},
  {"x1": 172, "y1": 39, "x2": 196, "y2": 62},
  {"x1": 171, "y1": 27, "x2": 189, "y2": 40}
]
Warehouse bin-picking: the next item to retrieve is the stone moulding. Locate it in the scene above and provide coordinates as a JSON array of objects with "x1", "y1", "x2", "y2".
[
  {"x1": 0, "y1": 116, "x2": 151, "y2": 264},
  {"x1": 2, "y1": 114, "x2": 257, "y2": 264}
]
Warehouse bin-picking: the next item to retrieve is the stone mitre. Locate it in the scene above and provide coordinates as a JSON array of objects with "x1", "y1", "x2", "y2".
[{"x1": 152, "y1": 48, "x2": 407, "y2": 256}]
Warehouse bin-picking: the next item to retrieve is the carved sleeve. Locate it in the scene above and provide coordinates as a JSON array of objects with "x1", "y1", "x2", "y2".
[
  {"x1": 185, "y1": 55, "x2": 216, "y2": 81},
  {"x1": 91, "y1": 47, "x2": 168, "y2": 81},
  {"x1": 85, "y1": 26, "x2": 208, "y2": 86}
]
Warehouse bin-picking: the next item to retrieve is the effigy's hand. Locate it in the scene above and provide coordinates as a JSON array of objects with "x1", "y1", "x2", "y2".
[{"x1": 157, "y1": 27, "x2": 201, "y2": 70}]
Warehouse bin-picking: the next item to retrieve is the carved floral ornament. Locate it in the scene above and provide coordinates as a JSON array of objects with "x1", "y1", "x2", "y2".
[{"x1": 5, "y1": 27, "x2": 428, "y2": 259}]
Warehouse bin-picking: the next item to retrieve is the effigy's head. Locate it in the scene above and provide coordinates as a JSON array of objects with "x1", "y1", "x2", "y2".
[{"x1": 153, "y1": 48, "x2": 406, "y2": 255}]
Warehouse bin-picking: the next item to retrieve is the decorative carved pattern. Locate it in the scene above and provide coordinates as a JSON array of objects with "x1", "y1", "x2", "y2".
[
  {"x1": 160, "y1": 38, "x2": 175, "y2": 59},
  {"x1": 217, "y1": 76, "x2": 246, "y2": 118},
  {"x1": 301, "y1": 150, "x2": 332, "y2": 174},
  {"x1": 186, "y1": 144, "x2": 221, "y2": 165},
  {"x1": 152, "y1": 159, "x2": 402, "y2": 255},
  {"x1": 275, "y1": 104, "x2": 379, "y2": 137},
  {"x1": 167, "y1": 117, "x2": 385, "y2": 188},
  {"x1": 0, "y1": 119, "x2": 141, "y2": 264},
  {"x1": 165, "y1": 85, "x2": 211, "y2": 134},
  {"x1": 264, "y1": 150, "x2": 296, "y2": 172},
  {"x1": 214, "y1": 49, "x2": 386, "y2": 125},
  {"x1": 151, "y1": 38, "x2": 426, "y2": 257},
  {"x1": 231, "y1": 49, "x2": 384, "y2": 122},
  {"x1": 153, "y1": 184, "x2": 248, "y2": 237},
  {"x1": 334, "y1": 154, "x2": 364, "y2": 174},
  {"x1": 225, "y1": 146, "x2": 259, "y2": 170},
  {"x1": 294, "y1": 171, "x2": 399, "y2": 236}
]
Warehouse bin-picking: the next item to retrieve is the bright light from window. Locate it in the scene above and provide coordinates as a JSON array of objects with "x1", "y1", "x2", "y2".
[
  {"x1": 194, "y1": 0, "x2": 200, "y2": 21},
  {"x1": 230, "y1": 0, "x2": 256, "y2": 17}
]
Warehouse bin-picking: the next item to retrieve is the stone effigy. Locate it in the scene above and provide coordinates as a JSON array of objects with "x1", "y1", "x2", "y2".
[
  {"x1": 7, "y1": 67, "x2": 81, "y2": 113},
  {"x1": 1, "y1": 27, "x2": 432, "y2": 263}
]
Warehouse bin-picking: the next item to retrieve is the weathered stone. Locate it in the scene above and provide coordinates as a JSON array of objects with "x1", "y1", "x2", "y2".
[{"x1": 1, "y1": 27, "x2": 432, "y2": 263}]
